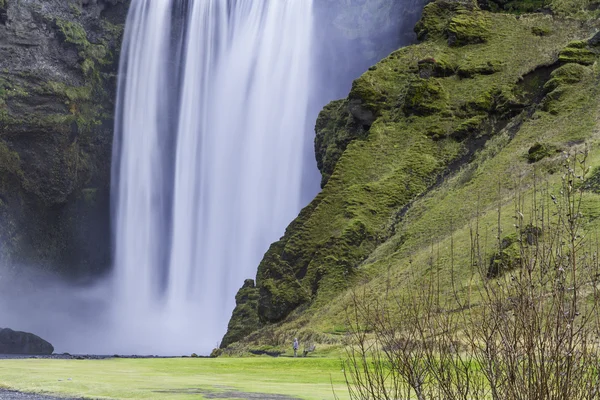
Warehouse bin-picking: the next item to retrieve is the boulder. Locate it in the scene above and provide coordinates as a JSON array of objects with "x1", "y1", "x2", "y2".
[{"x1": 0, "y1": 328, "x2": 54, "y2": 355}]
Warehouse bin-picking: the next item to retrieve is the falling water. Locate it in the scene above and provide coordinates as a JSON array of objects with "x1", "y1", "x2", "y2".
[{"x1": 112, "y1": 0, "x2": 313, "y2": 355}]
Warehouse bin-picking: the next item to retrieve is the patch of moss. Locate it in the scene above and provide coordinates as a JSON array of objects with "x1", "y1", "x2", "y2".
[
  {"x1": 544, "y1": 63, "x2": 590, "y2": 91},
  {"x1": 453, "y1": 115, "x2": 487, "y2": 140},
  {"x1": 559, "y1": 41, "x2": 598, "y2": 65},
  {"x1": 221, "y1": 280, "x2": 261, "y2": 349},
  {"x1": 348, "y1": 79, "x2": 387, "y2": 121},
  {"x1": 54, "y1": 19, "x2": 111, "y2": 82},
  {"x1": 404, "y1": 78, "x2": 449, "y2": 116},
  {"x1": 582, "y1": 167, "x2": 600, "y2": 194},
  {"x1": 315, "y1": 100, "x2": 368, "y2": 187},
  {"x1": 447, "y1": 12, "x2": 491, "y2": 46},
  {"x1": 541, "y1": 86, "x2": 568, "y2": 114},
  {"x1": 488, "y1": 233, "x2": 521, "y2": 278},
  {"x1": 414, "y1": 0, "x2": 466, "y2": 41},
  {"x1": 44, "y1": 81, "x2": 92, "y2": 102},
  {"x1": 39, "y1": 82, "x2": 99, "y2": 133},
  {"x1": 0, "y1": 141, "x2": 22, "y2": 178},
  {"x1": 527, "y1": 142, "x2": 558, "y2": 163},
  {"x1": 418, "y1": 57, "x2": 457, "y2": 78},
  {"x1": 457, "y1": 60, "x2": 504, "y2": 78},
  {"x1": 55, "y1": 19, "x2": 88, "y2": 47},
  {"x1": 69, "y1": 4, "x2": 82, "y2": 17},
  {"x1": 541, "y1": 58, "x2": 595, "y2": 115},
  {"x1": 532, "y1": 26, "x2": 552, "y2": 36},
  {"x1": 552, "y1": 0, "x2": 597, "y2": 16},
  {"x1": 0, "y1": 77, "x2": 28, "y2": 102}
]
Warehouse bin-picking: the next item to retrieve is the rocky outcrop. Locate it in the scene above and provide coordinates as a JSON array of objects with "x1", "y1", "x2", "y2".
[
  {"x1": 220, "y1": 279, "x2": 261, "y2": 349},
  {"x1": 0, "y1": 328, "x2": 53, "y2": 355},
  {"x1": 0, "y1": 0, "x2": 128, "y2": 275}
]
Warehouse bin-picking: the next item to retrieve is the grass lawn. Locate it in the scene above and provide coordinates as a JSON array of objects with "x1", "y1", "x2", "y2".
[{"x1": 0, "y1": 357, "x2": 349, "y2": 400}]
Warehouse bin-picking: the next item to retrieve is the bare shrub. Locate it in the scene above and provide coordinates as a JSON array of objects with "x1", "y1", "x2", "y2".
[{"x1": 342, "y1": 150, "x2": 600, "y2": 400}]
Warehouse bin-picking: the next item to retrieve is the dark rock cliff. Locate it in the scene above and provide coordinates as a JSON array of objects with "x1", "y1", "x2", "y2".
[{"x1": 0, "y1": 0, "x2": 128, "y2": 276}]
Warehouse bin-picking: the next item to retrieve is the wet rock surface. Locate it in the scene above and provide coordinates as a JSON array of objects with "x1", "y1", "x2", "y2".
[{"x1": 0, "y1": 0, "x2": 128, "y2": 276}]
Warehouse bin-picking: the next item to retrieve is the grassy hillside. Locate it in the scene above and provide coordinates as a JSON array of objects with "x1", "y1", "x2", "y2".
[{"x1": 221, "y1": 0, "x2": 600, "y2": 353}]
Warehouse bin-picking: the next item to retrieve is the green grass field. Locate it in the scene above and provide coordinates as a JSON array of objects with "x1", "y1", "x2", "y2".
[{"x1": 0, "y1": 357, "x2": 348, "y2": 400}]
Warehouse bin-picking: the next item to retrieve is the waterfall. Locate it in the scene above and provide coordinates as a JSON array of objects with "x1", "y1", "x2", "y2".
[{"x1": 112, "y1": 0, "x2": 313, "y2": 355}]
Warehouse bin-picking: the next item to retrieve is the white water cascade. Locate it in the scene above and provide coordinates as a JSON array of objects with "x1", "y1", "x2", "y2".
[{"x1": 111, "y1": 0, "x2": 313, "y2": 355}]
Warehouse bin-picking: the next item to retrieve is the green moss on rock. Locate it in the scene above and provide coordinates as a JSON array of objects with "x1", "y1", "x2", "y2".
[
  {"x1": 418, "y1": 57, "x2": 457, "y2": 78},
  {"x1": 545, "y1": 63, "x2": 590, "y2": 91},
  {"x1": 488, "y1": 233, "x2": 521, "y2": 278},
  {"x1": 453, "y1": 115, "x2": 486, "y2": 140},
  {"x1": 404, "y1": 78, "x2": 449, "y2": 116},
  {"x1": 527, "y1": 142, "x2": 558, "y2": 163},
  {"x1": 221, "y1": 280, "x2": 261, "y2": 349},
  {"x1": 559, "y1": 41, "x2": 598, "y2": 65},
  {"x1": 348, "y1": 78, "x2": 387, "y2": 122},
  {"x1": 448, "y1": 11, "x2": 492, "y2": 46},
  {"x1": 54, "y1": 18, "x2": 113, "y2": 81},
  {"x1": 532, "y1": 25, "x2": 552, "y2": 36},
  {"x1": 582, "y1": 167, "x2": 600, "y2": 194},
  {"x1": 415, "y1": 1, "x2": 456, "y2": 40},
  {"x1": 458, "y1": 59, "x2": 504, "y2": 78},
  {"x1": 55, "y1": 20, "x2": 88, "y2": 47},
  {"x1": 315, "y1": 100, "x2": 368, "y2": 187}
]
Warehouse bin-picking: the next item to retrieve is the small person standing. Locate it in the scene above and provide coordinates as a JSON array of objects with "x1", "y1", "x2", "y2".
[{"x1": 293, "y1": 338, "x2": 299, "y2": 357}]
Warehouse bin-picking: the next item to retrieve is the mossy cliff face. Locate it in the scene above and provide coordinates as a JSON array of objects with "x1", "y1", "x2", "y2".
[
  {"x1": 223, "y1": 0, "x2": 600, "y2": 349},
  {"x1": 0, "y1": 0, "x2": 128, "y2": 275}
]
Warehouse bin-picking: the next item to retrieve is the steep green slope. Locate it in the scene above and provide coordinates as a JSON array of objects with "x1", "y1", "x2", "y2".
[{"x1": 222, "y1": 0, "x2": 600, "y2": 351}]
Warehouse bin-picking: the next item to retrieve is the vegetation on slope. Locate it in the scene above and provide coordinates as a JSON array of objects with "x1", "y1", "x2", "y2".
[
  {"x1": 343, "y1": 156, "x2": 600, "y2": 399},
  {"x1": 223, "y1": 0, "x2": 600, "y2": 353}
]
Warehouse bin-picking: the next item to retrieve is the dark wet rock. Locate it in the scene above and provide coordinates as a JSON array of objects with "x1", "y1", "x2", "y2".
[
  {"x1": 0, "y1": 0, "x2": 128, "y2": 276},
  {"x1": 0, "y1": 328, "x2": 53, "y2": 355},
  {"x1": 589, "y1": 31, "x2": 600, "y2": 47}
]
